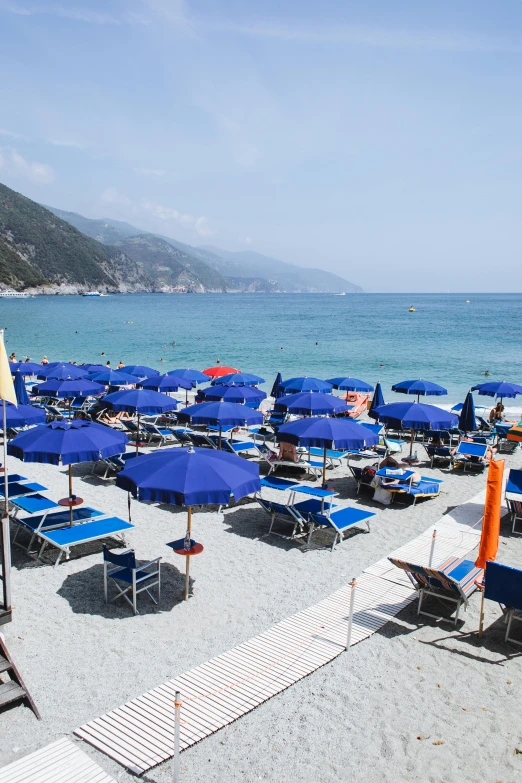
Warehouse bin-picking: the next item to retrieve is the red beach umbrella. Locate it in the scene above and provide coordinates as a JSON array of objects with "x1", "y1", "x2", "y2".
[{"x1": 202, "y1": 365, "x2": 240, "y2": 378}]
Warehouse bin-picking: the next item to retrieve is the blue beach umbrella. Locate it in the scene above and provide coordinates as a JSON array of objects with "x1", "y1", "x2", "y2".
[
  {"x1": 327, "y1": 376, "x2": 374, "y2": 393},
  {"x1": 178, "y1": 401, "x2": 263, "y2": 447},
  {"x1": 201, "y1": 384, "x2": 267, "y2": 408},
  {"x1": 3, "y1": 402, "x2": 46, "y2": 428},
  {"x1": 275, "y1": 392, "x2": 349, "y2": 417},
  {"x1": 277, "y1": 416, "x2": 379, "y2": 484},
  {"x1": 38, "y1": 364, "x2": 89, "y2": 381},
  {"x1": 212, "y1": 372, "x2": 265, "y2": 387},
  {"x1": 8, "y1": 419, "x2": 128, "y2": 522},
  {"x1": 103, "y1": 388, "x2": 177, "y2": 453},
  {"x1": 167, "y1": 368, "x2": 208, "y2": 386},
  {"x1": 471, "y1": 381, "x2": 522, "y2": 400},
  {"x1": 87, "y1": 369, "x2": 138, "y2": 386},
  {"x1": 458, "y1": 391, "x2": 476, "y2": 434},
  {"x1": 82, "y1": 364, "x2": 108, "y2": 373},
  {"x1": 34, "y1": 378, "x2": 105, "y2": 402},
  {"x1": 373, "y1": 401, "x2": 458, "y2": 455},
  {"x1": 13, "y1": 371, "x2": 29, "y2": 405},
  {"x1": 10, "y1": 361, "x2": 43, "y2": 376},
  {"x1": 368, "y1": 382, "x2": 384, "y2": 421},
  {"x1": 120, "y1": 365, "x2": 159, "y2": 378},
  {"x1": 270, "y1": 372, "x2": 284, "y2": 399},
  {"x1": 392, "y1": 379, "x2": 448, "y2": 402},
  {"x1": 138, "y1": 374, "x2": 192, "y2": 392},
  {"x1": 116, "y1": 446, "x2": 260, "y2": 599},
  {"x1": 281, "y1": 377, "x2": 332, "y2": 394}
]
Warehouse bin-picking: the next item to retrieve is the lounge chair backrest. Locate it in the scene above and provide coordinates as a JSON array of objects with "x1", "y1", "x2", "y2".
[
  {"x1": 388, "y1": 557, "x2": 464, "y2": 595},
  {"x1": 455, "y1": 441, "x2": 488, "y2": 458},
  {"x1": 484, "y1": 561, "x2": 522, "y2": 610},
  {"x1": 507, "y1": 469, "x2": 522, "y2": 495},
  {"x1": 360, "y1": 422, "x2": 383, "y2": 436},
  {"x1": 103, "y1": 545, "x2": 136, "y2": 570}
]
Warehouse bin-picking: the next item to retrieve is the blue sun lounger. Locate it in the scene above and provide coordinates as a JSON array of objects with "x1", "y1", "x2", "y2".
[
  {"x1": 452, "y1": 441, "x2": 489, "y2": 472},
  {"x1": 12, "y1": 506, "x2": 105, "y2": 552},
  {"x1": 482, "y1": 561, "x2": 522, "y2": 646},
  {"x1": 389, "y1": 556, "x2": 483, "y2": 625},
  {"x1": 219, "y1": 439, "x2": 258, "y2": 456},
  {"x1": 0, "y1": 481, "x2": 47, "y2": 500},
  {"x1": 257, "y1": 480, "x2": 338, "y2": 539},
  {"x1": 37, "y1": 516, "x2": 134, "y2": 566},
  {"x1": 506, "y1": 469, "x2": 522, "y2": 535},
  {"x1": 385, "y1": 475, "x2": 444, "y2": 506},
  {"x1": 306, "y1": 506, "x2": 375, "y2": 551}
]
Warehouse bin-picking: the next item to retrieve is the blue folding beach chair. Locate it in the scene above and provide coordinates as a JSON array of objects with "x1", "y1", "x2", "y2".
[
  {"x1": 482, "y1": 561, "x2": 522, "y2": 646},
  {"x1": 451, "y1": 441, "x2": 489, "y2": 472},
  {"x1": 389, "y1": 556, "x2": 482, "y2": 625},
  {"x1": 103, "y1": 545, "x2": 161, "y2": 615},
  {"x1": 306, "y1": 506, "x2": 375, "y2": 551},
  {"x1": 506, "y1": 468, "x2": 522, "y2": 534}
]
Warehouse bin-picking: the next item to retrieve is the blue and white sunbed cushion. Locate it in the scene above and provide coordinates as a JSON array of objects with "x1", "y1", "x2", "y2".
[
  {"x1": 0, "y1": 481, "x2": 47, "y2": 499},
  {"x1": 16, "y1": 506, "x2": 104, "y2": 533},
  {"x1": 311, "y1": 506, "x2": 375, "y2": 531},
  {"x1": 454, "y1": 442, "x2": 488, "y2": 458}
]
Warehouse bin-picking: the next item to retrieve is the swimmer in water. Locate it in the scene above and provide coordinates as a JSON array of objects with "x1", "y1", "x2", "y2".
[{"x1": 484, "y1": 370, "x2": 490, "y2": 376}]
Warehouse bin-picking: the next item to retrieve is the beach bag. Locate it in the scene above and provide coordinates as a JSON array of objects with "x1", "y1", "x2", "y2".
[{"x1": 372, "y1": 486, "x2": 392, "y2": 505}]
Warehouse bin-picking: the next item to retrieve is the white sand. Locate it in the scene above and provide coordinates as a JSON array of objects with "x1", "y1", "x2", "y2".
[{"x1": 0, "y1": 440, "x2": 521, "y2": 783}]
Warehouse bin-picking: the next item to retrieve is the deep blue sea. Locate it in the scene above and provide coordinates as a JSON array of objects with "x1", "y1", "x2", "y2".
[{"x1": 2, "y1": 292, "x2": 521, "y2": 410}]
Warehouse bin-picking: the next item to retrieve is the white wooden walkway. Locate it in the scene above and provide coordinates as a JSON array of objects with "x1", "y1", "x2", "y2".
[
  {"x1": 0, "y1": 738, "x2": 116, "y2": 783},
  {"x1": 74, "y1": 489, "x2": 487, "y2": 775}
]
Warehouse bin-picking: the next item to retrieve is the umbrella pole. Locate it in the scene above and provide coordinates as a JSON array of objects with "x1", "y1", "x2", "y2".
[
  {"x1": 219, "y1": 426, "x2": 222, "y2": 450},
  {"x1": 1, "y1": 399, "x2": 11, "y2": 617},
  {"x1": 185, "y1": 389, "x2": 188, "y2": 407},
  {"x1": 128, "y1": 492, "x2": 132, "y2": 522},
  {"x1": 68, "y1": 464, "x2": 73, "y2": 526},
  {"x1": 322, "y1": 444, "x2": 327, "y2": 487},
  {"x1": 409, "y1": 427, "x2": 414, "y2": 456},
  {"x1": 136, "y1": 413, "x2": 140, "y2": 456},
  {"x1": 184, "y1": 506, "x2": 192, "y2": 601}
]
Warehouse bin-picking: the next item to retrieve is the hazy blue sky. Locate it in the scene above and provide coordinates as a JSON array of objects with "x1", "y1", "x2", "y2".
[{"x1": 1, "y1": 0, "x2": 521, "y2": 291}]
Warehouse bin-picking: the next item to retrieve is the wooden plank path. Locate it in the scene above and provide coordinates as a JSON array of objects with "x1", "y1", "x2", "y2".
[
  {"x1": 74, "y1": 489, "x2": 488, "y2": 775},
  {"x1": 0, "y1": 737, "x2": 116, "y2": 783}
]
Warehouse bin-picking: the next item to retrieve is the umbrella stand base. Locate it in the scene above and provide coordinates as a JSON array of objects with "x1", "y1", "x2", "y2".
[{"x1": 58, "y1": 497, "x2": 83, "y2": 508}]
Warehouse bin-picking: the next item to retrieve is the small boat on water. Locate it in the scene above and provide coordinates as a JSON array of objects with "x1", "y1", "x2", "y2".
[
  {"x1": 409, "y1": 306, "x2": 416, "y2": 312},
  {"x1": 0, "y1": 289, "x2": 30, "y2": 298},
  {"x1": 82, "y1": 291, "x2": 101, "y2": 297},
  {"x1": 334, "y1": 292, "x2": 346, "y2": 296}
]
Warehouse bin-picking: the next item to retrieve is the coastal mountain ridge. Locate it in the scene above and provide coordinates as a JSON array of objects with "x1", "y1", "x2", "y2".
[{"x1": 47, "y1": 206, "x2": 362, "y2": 293}]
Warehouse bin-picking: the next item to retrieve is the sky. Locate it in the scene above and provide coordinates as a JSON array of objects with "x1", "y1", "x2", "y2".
[{"x1": 1, "y1": 0, "x2": 522, "y2": 291}]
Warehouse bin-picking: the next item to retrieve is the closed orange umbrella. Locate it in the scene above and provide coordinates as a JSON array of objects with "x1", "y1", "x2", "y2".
[
  {"x1": 475, "y1": 459, "x2": 504, "y2": 569},
  {"x1": 476, "y1": 458, "x2": 504, "y2": 637}
]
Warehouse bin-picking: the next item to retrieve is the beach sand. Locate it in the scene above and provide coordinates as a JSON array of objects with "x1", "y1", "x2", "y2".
[{"x1": 0, "y1": 437, "x2": 521, "y2": 783}]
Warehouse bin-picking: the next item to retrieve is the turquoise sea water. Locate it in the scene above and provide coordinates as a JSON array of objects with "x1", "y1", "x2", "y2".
[{"x1": 2, "y1": 293, "x2": 522, "y2": 409}]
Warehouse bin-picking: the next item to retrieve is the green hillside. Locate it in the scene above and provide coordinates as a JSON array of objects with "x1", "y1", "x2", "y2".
[{"x1": 0, "y1": 183, "x2": 153, "y2": 291}]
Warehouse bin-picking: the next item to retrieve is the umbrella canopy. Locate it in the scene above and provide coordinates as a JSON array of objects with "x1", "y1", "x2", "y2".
[
  {"x1": 392, "y1": 379, "x2": 448, "y2": 399},
  {"x1": 202, "y1": 365, "x2": 240, "y2": 378},
  {"x1": 281, "y1": 376, "x2": 332, "y2": 394},
  {"x1": 167, "y1": 368, "x2": 208, "y2": 386},
  {"x1": 87, "y1": 369, "x2": 138, "y2": 386},
  {"x1": 327, "y1": 377, "x2": 374, "y2": 392},
  {"x1": 277, "y1": 417, "x2": 379, "y2": 450},
  {"x1": 82, "y1": 364, "x2": 107, "y2": 373},
  {"x1": 201, "y1": 385, "x2": 266, "y2": 407},
  {"x1": 178, "y1": 401, "x2": 263, "y2": 428},
  {"x1": 33, "y1": 378, "x2": 105, "y2": 399},
  {"x1": 270, "y1": 372, "x2": 284, "y2": 399},
  {"x1": 471, "y1": 381, "x2": 522, "y2": 399},
  {"x1": 275, "y1": 392, "x2": 349, "y2": 416},
  {"x1": 458, "y1": 391, "x2": 476, "y2": 433},
  {"x1": 368, "y1": 382, "x2": 384, "y2": 420},
  {"x1": 373, "y1": 401, "x2": 458, "y2": 431},
  {"x1": 120, "y1": 365, "x2": 159, "y2": 378},
  {"x1": 212, "y1": 372, "x2": 265, "y2": 387},
  {"x1": 4, "y1": 402, "x2": 46, "y2": 428},
  {"x1": 116, "y1": 446, "x2": 260, "y2": 506},
  {"x1": 37, "y1": 364, "x2": 89, "y2": 381},
  {"x1": 9, "y1": 361, "x2": 43, "y2": 375},
  {"x1": 138, "y1": 374, "x2": 192, "y2": 392},
  {"x1": 8, "y1": 419, "x2": 128, "y2": 465},
  {"x1": 103, "y1": 388, "x2": 176, "y2": 414},
  {"x1": 13, "y1": 371, "x2": 29, "y2": 405}
]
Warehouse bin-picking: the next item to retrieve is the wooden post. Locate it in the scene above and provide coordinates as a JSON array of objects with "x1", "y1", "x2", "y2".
[
  {"x1": 428, "y1": 529, "x2": 437, "y2": 567},
  {"x1": 478, "y1": 590, "x2": 486, "y2": 638},
  {"x1": 345, "y1": 577, "x2": 357, "y2": 651},
  {"x1": 184, "y1": 507, "x2": 192, "y2": 601},
  {"x1": 173, "y1": 690, "x2": 181, "y2": 782}
]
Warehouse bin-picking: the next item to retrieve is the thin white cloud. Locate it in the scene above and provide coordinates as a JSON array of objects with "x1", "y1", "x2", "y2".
[
  {"x1": 0, "y1": 128, "x2": 29, "y2": 141},
  {"x1": 101, "y1": 187, "x2": 132, "y2": 206},
  {"x1": 134, "y1": 167, "x2": 165, "y2": 177},
  {"x1": 0, "y1": 146, "x2": 54, "y2": 184},
  {"x1": 142, "y1": 200, "x2": 213, "y2": 236},
  {"x1": 0, "y1": 1, "x2": 150, "y2": 24},
  {"x1": 47, "y1": 138, "x2": 87, "y2": 149}
]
